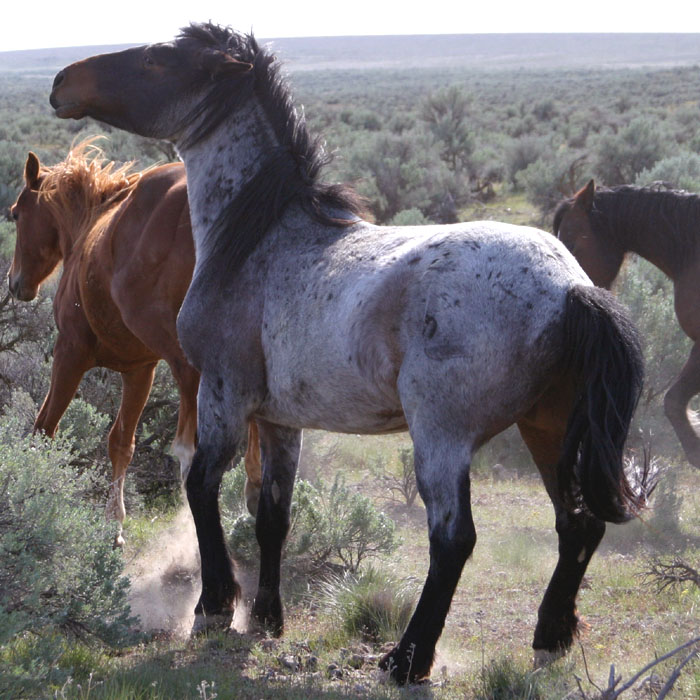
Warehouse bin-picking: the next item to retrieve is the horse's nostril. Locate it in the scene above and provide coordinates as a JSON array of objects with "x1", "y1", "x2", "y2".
[{"x1": 52, "y1": 70, "x2": 65, "y2": 90}]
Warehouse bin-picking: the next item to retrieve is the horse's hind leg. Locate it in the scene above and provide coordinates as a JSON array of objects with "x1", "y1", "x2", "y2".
[
  {"x1": 664, "y1": 342, "x2": 700, "y2": 469},
  {"x1": 107, "y1": 363, "x2": 157, "y2": 547},
  {"x1": 517, "y1": 385, "x2": 605, "y2": 665},
  {"x1": 380, "y1": 425, "x2": 476, "y2": 683},
  {"x1": 251, "y1": 420, "x2": 302, "y2": 636},
  {"x1": 168, "y1": 357, "x2": 199, "y2": 481},
  {"x1": 243, "y1": 420, "x2": 262, "y2": 516}
]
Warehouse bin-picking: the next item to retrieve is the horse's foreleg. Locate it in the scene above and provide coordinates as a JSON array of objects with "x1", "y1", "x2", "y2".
[
  {"x1": 251, "y1": 421, "x2": 301, "y2": 636},
  {"x1": 186, "y1": 377, "x2": 249, "y2": 633},
  {"x1": 518, "y1": 394, "x2": 605, "y2": 665},
  {"x1": 380, "y1": 431, "x2": 476, "y2": 684},
  {"x1": 107, "y1": 363, "x2": 156, "y2": 547},
  {"x1": 664, "y1": 343, "x2": 700, "y2": 469},
  {"x1": 34, "y1": 339, "x2": 91, "y2": 436}
]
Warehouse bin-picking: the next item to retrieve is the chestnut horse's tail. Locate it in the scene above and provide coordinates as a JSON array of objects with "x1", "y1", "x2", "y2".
[{"x1": 558, "y1": 284, "x2": 647, "y2": 523}]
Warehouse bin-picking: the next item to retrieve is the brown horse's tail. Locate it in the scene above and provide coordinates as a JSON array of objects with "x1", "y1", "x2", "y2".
[{"x1": 557, "y1": 284, "x2": 649, "y2": 523}]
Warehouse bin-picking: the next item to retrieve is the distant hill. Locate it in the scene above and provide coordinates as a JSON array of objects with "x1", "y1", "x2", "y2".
[{"x1": 1, "y1": 34, "x2": 700, "y2": 75}]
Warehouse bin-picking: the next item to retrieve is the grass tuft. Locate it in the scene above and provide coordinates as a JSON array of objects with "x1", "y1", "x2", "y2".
[
  {"x1": 317, "y1": 566, "x2": 418, "y2": 643},
  {"x1": 474, "y1": 656, "x2": 544, "y2": 700}
]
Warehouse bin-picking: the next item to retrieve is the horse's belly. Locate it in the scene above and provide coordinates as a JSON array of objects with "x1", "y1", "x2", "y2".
[
  {"x1": 259, "y1": 403, "x2": 408, "y2": 434},
  {"x1": 258, "y1": 365, "x2": 406, "y2": 434}
]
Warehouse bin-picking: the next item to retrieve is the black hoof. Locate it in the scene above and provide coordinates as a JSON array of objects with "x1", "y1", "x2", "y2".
[
  {"x1": 379, "y1": 644, "x2": 431, "y2": 684},
  {"x1": 191, "y1": 610, "x2": 234, "y2": 636},
  {"x1": 251, "y1": 595, "x2": 283, "y2": 637}
]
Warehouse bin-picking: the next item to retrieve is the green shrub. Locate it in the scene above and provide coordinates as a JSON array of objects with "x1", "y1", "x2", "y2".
[
  {"x1": 516, "y1": 149, "x2": 589, "y2": 216},
  {"x1": 345, "y1": 129, "x2": 460, "y2": 223},
  {"x1": 222, "y1": 469, "x2": 398, "y2": 573},
  {"x1": 387, "y1": 208, "x2": 431, "y2": 226},
  {"x1": 594, "y1": 116, "x2": 674, "y2": 185},
  {"x1": 421, "y1": 86, "x2": 475, "y2": 173},
  {"x1": 371, "y1": 446, "x2": 419, "y2": 507},
  {"x1": 318, "y1": 566, "x2": 417, "y2": 642},
  {"x1": 0, "y1": 391, "x2": 137, "y2": 649},
  {"x1": 635, "y1": 151, "x2": 700, "y2": 191},
  {"x1": 505, "y1": 135, "x2": 549, "y2": 184},
  {"x1": 61, "y1": 397, "x2": 111, "y2": 467}
]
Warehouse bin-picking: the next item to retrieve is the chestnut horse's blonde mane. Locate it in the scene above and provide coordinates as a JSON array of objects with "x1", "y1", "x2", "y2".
[{"x1": 38, "y1": 138, "x2": 144, "y2": 246}]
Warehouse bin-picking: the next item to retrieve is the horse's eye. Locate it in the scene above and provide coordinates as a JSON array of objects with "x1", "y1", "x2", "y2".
[{"x1": 144, "y1": 53, "x2": 155, "y2": 67}]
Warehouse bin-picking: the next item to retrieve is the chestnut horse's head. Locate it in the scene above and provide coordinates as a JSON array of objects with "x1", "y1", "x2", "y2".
[
  {"x1": 553, "y1": 179, "x2": 624, "y2": 289},
  {"x1": 50, "y1": 24, "x2": 253, "y2": 145},
  {"x1": 8, "y1": 152, "x2": 62, "y2": 301}
]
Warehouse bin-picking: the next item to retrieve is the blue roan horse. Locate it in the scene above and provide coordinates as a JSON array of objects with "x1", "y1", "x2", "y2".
[{"x1": 50, "y1": 24, "x2": 649, "y2": 683}]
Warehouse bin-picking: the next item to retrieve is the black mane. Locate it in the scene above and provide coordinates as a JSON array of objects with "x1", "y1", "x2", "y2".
[
  {"x1": 176, "y1": 23, "x2": 367, "y2": 275},
  {"x1": 556, "y1": 184, "x2": 700, "y2": 272}
]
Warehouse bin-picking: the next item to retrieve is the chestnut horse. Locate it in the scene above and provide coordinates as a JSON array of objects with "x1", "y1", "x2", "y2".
[
  {"x1": 554, "y1": 179, "x2": 700, "y2": 470},
  {"x1": 51, "y1": 26, "x2": 649, "y2": 682},
  {"x1": 8, "y1": 141, "x2": 261, "y2": 546}
]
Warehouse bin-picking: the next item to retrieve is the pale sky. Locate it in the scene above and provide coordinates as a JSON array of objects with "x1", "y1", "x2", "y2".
[{"x1": 2, "y1": 0, "x2": 699, "y2": 52}]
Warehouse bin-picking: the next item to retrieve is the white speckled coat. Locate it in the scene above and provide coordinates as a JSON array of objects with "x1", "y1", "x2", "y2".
[{"x1": 50, "y1": 26, "x2": 646, "y2": 683}]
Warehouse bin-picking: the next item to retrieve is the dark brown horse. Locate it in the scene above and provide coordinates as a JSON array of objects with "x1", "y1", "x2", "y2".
[
  {"x1": 9, "y1": 140, "x2": 261, "y2": 546},
  {"x1": 554, "y1": 179, "x2": 700, "y2": 469}
]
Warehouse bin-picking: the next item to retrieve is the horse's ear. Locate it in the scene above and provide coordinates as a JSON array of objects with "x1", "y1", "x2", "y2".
[
  {"x1": 574, "y1": 179, "x2": 595, "y2": 212},
  {"x1": 25, "y1": 152, "x2": 41, "y2": 190},
  {"x1": 200, "y1": 48, "x2": 252, "y2": 77}
]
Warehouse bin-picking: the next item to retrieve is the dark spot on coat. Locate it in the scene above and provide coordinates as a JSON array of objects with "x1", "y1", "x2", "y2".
[{"x1": 423, "y1": 314, "x2": 437, "y2": 340}]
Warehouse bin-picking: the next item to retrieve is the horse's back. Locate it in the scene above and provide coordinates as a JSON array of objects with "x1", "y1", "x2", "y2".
[{"x1": 254, "y1": 218, "x2": 591, "y2": 434}]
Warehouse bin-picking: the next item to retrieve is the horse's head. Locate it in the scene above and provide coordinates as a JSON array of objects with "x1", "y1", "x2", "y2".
[
  {"x1": 50, "y1": 24, "x2": 253, "y2": 144},
  {"x1": 8, "y1": 153, "x2": 62, "y2": 301},
  {"x1": 553, "y1": 179, "x2": 623, "y2": 289}
]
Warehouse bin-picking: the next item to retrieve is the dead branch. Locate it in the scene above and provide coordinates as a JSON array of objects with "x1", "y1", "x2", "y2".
[{"x1": 644, "y1": 557, "x2": 700, "y2": 592}]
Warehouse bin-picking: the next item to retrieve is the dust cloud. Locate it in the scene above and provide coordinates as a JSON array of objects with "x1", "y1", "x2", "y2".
[
  {"x1": 124, "y1": 504, "x2": 255, "y2": 635},
  {"x1": 124, "y1": 505, "x2": 201, "y2": 635}
]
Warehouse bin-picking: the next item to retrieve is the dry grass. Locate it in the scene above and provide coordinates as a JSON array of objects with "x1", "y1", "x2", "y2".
[{"x1": 6, "y1": 440, "x2": 698, "y2": 699}]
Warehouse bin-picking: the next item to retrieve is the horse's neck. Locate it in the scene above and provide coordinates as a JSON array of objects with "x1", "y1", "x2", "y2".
[
  {"x1": 56, "y1": 220, "x2": 79, "y2": 262},
  {"x1": 603, "y1": 197, "x2": 680, "y2": 279},
  {"x1": 178, "y1": 100, "x2": 275, "y2": 266}
]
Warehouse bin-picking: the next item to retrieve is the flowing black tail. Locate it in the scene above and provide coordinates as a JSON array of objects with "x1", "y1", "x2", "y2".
[{"x1": 558, "y1": 284, "x2": 646, "y2": 523}]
